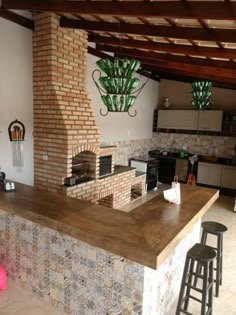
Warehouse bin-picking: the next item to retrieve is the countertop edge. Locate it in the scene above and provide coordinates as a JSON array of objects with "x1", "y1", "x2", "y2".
[
  {"x1": 155, "y1": 189, "x2": 219, "y2": 268},
  {"x1": 0, "y1": 184, "x2": 219, "y2": 270}
]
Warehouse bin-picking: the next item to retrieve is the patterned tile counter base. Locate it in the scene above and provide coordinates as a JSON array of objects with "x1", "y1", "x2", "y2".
[{"x1": 0, "y1": 210, "x2": 200, "y2": 315}]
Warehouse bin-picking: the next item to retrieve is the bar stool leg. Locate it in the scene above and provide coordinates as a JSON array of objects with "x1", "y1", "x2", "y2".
[
  {"x1": 194, "y1": 231, "x2": 207, "y2": 287},
  {"x1": 176, "y1": 257, "x2": 190, "y2": 315},
  {"x1": 184, "y1": 258, "x2": 194, "y2": 311},
  {"x1": 215, "y1": 235, "x2": 222, "y2": 297},
  {"x1": 219, "y1": 235, "x2": 223, "y2": 286},
  {"x1": 201, "y1": 262, "x2": 208, "y2": 315},
  {"x1": 201, "y1": 230, "x2": 207, "y2": 245},
  {"x1": 208, "y1": 260, "x2": 214, "y2": 315}
]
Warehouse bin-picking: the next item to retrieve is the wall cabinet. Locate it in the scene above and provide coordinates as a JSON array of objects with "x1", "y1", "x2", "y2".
[
  {"x1": 198, "y1": 110, "x2": 223, "y2": 132},
  {"x1": 156, "y1": 110, "x2": 223, "y2": 132},
  {"x1": 197, "y1": 162, "x2": 236, "y2": 190},
  {"x1": 197, "y1": 162, "x2": 222, "y2": 187},
  {"x1": 157, "y1": 110, "x2": 198, "y2": 130},
  {"x1": 222, "y1": 111, "x2": 236, "y2": 136},
  {"x1": 221, "y1": 166, "x2": 236, "y2": 189}
]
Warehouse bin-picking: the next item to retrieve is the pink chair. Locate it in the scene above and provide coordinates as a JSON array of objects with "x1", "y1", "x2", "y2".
[{"x1": 0, "y1": 265, "x2": 7, "y2": 290}]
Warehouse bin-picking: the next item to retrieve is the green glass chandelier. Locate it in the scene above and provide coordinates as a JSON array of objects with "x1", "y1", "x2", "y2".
[
  {"x1": 191, "y1": 80, "x2": 212, "y2": 110},
  {"x1": 92, "y1": 57, "x2": 148, "y2": 117}
]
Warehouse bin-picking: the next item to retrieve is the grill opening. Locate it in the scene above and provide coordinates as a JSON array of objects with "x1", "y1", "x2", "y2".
[{"x1": 99, "y1": 155, "x2": 112, "y2": 177}]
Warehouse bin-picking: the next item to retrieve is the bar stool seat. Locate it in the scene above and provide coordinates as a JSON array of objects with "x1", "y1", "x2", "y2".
[
  {"x1": 200, "y1": 221, "x2": 228, "y2": 297},
  {"x1": 202, "y1": 221, "x2": 228, "y2": 235},
  {"x1": 176, "y1": 243, "x2": 216, "y2": 315}
]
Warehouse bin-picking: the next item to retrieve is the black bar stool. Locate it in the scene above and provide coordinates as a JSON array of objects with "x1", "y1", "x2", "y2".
[
  {"x1": 198, "y1": 221, "x2": 228, "y2": 297},
  {"x1": 176, "y1": 243, "x2": 216, "y2": 315}
]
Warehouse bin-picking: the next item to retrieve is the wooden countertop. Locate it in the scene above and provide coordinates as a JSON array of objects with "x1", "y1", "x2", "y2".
[{"x1": 0, "y1": 183, "x2": 219, "y2": 269}]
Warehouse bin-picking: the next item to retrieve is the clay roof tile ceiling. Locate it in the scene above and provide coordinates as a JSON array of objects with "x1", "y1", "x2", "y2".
[{"x1": 1, "y1": 0, "x2": 236, "y2": 88}]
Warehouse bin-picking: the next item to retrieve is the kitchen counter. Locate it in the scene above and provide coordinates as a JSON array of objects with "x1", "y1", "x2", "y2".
[
  {"x1": 0, "y1": 182, "x2": 218, "y2": 269},
  {"x1": 199, "y1": 156, "x2": 236, "y2": 166},
  {"x1": 149, "y1": 150, "x2": 236, "y2": 166}
]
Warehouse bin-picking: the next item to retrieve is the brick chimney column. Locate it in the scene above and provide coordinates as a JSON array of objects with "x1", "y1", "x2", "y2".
[{"x1": 33, "y1": 13, "x2": 100, "y2": 192}]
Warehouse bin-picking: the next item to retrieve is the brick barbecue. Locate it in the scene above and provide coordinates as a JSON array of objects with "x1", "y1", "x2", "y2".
[{"x1": 33, "y1": 12, "x2": 145, "y2": 209}]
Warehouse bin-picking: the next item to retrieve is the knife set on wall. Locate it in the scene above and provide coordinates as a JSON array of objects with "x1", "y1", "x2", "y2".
[{"x1": 8, "y1": 119, "x2": 25, "y2": 169}]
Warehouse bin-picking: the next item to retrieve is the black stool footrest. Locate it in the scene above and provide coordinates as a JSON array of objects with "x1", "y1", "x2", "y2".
[
  {"x1": 177, "y1": 309, "x2": 193, "y2": 315},
  {"x1": 184, "y1": 283, "x2": 203, "y2": 293},
  {"x1": 188, "y1": 294, "x2": 203, "y2": 304}
]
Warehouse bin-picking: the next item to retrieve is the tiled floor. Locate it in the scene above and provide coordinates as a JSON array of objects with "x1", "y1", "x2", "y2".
[
  {"x1": 0, "y1": 189, "x2": 235, "y2": 315},
  {"x1": 0, "y1": 278, "x2": 65, "y2": 315}
]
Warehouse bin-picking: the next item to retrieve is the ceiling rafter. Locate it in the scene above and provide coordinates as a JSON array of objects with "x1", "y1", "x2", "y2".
[
  {"x1": 0, "y1": 8, "x2": 34, "y2": 29},
  {"x1": 60, "y1": 17, "x2": 236, "y2": 44},
  {"x1": 153, "y1": 72, "x2": 236, "y2": 90},
  {"x1": 132, "y1": 57, "x2": 236, "y2": 81},
  {"x1": 96, "y1": 44, "x2": 236, "y2": 70},
  {"x1": 142, "y1": 63, "x2": 236, "y2": 85},
  {"x1": 2, "y1": 1, "x2": 236, "y2": 20},
  {"x1": 182, "y1": 0, "x2": 226, "y2": 57},
  {"x1": 89, "y1": 34, "x2": 236, "y2": 59}
]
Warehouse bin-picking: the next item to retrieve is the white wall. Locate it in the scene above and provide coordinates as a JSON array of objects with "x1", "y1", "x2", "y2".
[
  {"x1": 0, "y1": 17, "x2": 33, "y2": 185},
  {"x1": 87, "y1": 54, "x2": 159, "y2": 143},
  {"x1": 159, "y1": 79, "x2": 236, "y2": 110}
]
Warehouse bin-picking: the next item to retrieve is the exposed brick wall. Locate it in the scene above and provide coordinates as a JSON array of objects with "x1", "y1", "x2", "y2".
[
  {"x1": 65, "y1": 169, "x2": 146, "y2": 210},
  {"x1": 33, "y1": 12, "x2": 99, "y2": 192},
  {"x1": 98, "y1": 194, "x2": 113, "y2": 208},
  {"x1": 33, "y1": 12, "x2": 146, "y2": 208}
]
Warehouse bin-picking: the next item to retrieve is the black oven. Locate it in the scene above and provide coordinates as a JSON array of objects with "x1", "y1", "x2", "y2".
[
  {"x1": 146, "y1": 161, "x2": 159, "y2": 189},
  {"x1": 129, "y1": 157, "x2": 159, "y2": 191},
  {"x1": 157, "y1": 157, "x2": 176, "y2": 184}
]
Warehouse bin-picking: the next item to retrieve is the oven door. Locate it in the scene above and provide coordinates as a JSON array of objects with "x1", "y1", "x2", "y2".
[
  {"x1": 147, "y1": 161, "x2": 159, "y2": 182},
  {"x1": 158, "y1": 157, "x2": 176, "y2": 184},
  {"x1": 146, "y1": 161, "x2": 159, "y2": 190}
]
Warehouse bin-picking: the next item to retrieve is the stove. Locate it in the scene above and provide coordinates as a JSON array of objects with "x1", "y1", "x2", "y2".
[{"x1": 129, "y1": 156, "x2": 159, "y2": 191}]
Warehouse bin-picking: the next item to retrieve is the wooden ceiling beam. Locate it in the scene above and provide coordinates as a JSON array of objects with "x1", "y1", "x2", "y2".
[
  {"x1": 0, "y1": 8, "x2": 34, "y2": 30},
  {"x1": 156, "y1": 74, "x2": 236, "y2": 90},
  {"x1": 97, "y1": 44, "x2": 236, "y2": 70},
  {"x1": 142, "y1": 63, "x2": 236, "y2": 84},
  {"x1": 60, "y1": 17, "x2": 236, "y2": 44},
  {"x1": 134, "y1": 57, "x2": 236, "y2": 80},
  {"x1": 2, "y1": 1, "x2": 236, "y2": 20},
  {"x1": 89, "y1": 34, "x2": 236, "y2": 59}
]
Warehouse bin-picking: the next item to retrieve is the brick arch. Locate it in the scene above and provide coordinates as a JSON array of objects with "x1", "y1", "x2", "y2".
[{"x1": 72, "y1": 144, "x2": 100, "y2": 157}]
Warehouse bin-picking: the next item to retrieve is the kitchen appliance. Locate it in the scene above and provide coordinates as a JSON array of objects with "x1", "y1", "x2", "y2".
[
  {"x1": 149, "y1": 150, "x2": 176, "y2": 184},
  {"x1": 158, "y1": 157, "x2": 176, "y2": 184},
  {"x1": 99, "y1": 155, "x2": 112, "y2": 177},
  {"x1": 129, "y1": 156, "x2": 159, "y2": 191}
]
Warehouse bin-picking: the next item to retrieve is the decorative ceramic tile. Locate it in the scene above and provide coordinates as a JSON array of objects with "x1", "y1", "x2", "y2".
[
  {"x1": 0, "y1": 210, "x2": 201, "y2": 314},
  {"x1": 106, "y1": 134, "x2": 236, "y2": 166}
]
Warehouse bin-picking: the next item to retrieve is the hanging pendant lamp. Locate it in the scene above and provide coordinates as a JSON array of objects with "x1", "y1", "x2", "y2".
[{"x1": 92, "y1": 57, "x2": 148, "y2": 117}]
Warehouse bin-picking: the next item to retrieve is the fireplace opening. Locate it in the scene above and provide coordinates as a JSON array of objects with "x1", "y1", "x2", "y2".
[
  {"x1": 99, "y1": 155, "x2": 112, "y2": 177},
  {"x1": 65, "y1": 151, "x2": 96, "y2": 186},
  {"x1": 97, "y1": 194, "x2": 113, "y2": 208}
]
